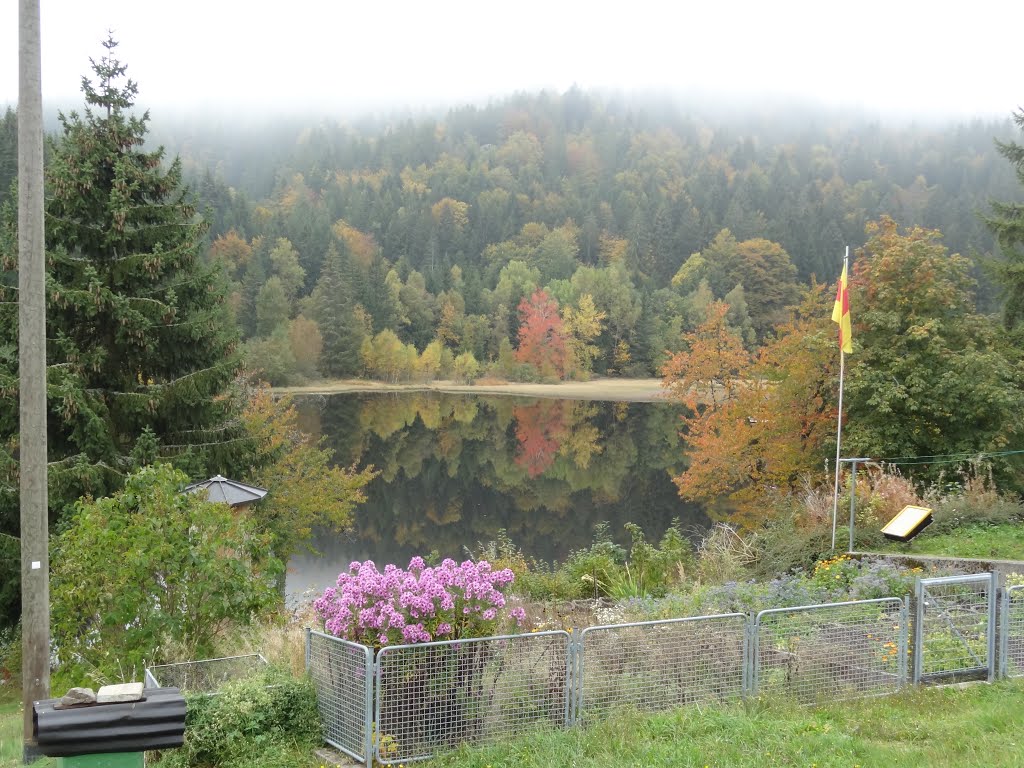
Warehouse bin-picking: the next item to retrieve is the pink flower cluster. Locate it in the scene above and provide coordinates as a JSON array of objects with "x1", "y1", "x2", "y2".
[{"x1": 314, "y1": 556, "x2": 528, "y2": 648}]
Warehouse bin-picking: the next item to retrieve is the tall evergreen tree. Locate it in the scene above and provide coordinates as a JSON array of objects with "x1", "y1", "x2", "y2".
[
  {"x1": 314, "y1": 244, "x2": 364, "y2": 376},
  {"x1": 0, "y1": 107, "x2": 15, "y2": 206},
  {"x1": 986, "y1": 109, "x2": 1024, "y2": 331},
  {"x1": 0, "y1": 38, "x2": 248, "y2": 624}
]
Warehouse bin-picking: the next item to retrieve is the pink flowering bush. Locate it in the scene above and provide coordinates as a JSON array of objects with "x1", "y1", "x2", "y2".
[{"x1": 314, "y1": 556, "x2": 528, "y2": 648}]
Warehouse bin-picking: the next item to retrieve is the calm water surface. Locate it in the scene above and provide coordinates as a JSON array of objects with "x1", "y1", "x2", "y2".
[{"x1": 286, "y1": 392, "x2": 712, "y2": 602}]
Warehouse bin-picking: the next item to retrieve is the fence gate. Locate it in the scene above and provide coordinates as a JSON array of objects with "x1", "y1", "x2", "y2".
[
  {"x1": 913, "y1": 573, "x2": 997, "y2": 684},
  {"x1": 306, "y1": 630, "x2": 374, "y2": 767}
]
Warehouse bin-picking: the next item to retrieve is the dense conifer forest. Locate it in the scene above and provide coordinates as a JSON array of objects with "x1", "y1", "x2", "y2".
[{"x1": 2, "y1": 92, "x2": 1023, "y2": 386}]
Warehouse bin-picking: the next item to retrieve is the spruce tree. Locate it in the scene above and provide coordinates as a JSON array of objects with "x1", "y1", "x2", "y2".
[
  {"x1": 0, "y1": 107, "x2": 16, "y2": 206},
  {"x1": 0, "y1": 38, "x2": 248, "y2": 624},
  {"x1": 315, "y1": 244, "x2": 363, "y2": 376},
  {"x1": 987, "y1": 109, "x2": 1024, "y2": 331}
]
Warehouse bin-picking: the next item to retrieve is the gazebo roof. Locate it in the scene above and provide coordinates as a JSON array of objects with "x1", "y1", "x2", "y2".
[{"x1": 184, "y1": 475, "x2": 268, "y2": 507}]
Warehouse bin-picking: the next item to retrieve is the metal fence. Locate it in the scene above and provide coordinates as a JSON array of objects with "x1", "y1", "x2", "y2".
[
  {"x1": 754, "y1": 598, "x2": 907, "y2": 704},
  {"x1": 1002, "y1": 584, "x2": 1024, "y2": 679},
  {"x1": 307, "y1": 631, "x2": 373, "y2": 765},
  {"x1": 913, "y1": 573, "x2": 997, "y2": 684},
  {"x1": 575, "y1": 613, "x2": 747, "y2": 724},
  {"x1": 374, "y1": 631, "x2": 570, "y2": 765},
  {"x1": 144, "y1": 653, "x2": 268, "y2": 693},
  {"x1": 306, "y1": 580, "x2": 1018, "y2": 765}
]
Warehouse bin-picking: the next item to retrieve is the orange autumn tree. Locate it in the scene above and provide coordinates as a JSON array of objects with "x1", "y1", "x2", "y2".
[
  {"x1": 662, "y1": 287, "x2": 838, "y2": 522},
  {"x1": 661, "y1": 301, "x2": 750, "y2": 411},
  {"x1": 515, "y1": 288, "x2": 569, "y2": 379}
]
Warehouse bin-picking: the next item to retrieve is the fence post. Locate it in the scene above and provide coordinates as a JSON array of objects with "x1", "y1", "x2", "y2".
[
  {"x1": 577, "y1": 630, "x2": 585, "y2": 720},
  {"x1": 364, "y1": 648, "x2": 374, "y2": 768},
  {"x1": 304, "y1": 627, "x2": 311, "y2": 672},
  {"x1": 741, "y1": 613, "x2": 752, "y2": 698},
  {"x1": 1000, "y1": 584, "x2": 1010, "y2": 680},
  {"x1": 988, "y1": 572, "x2": 998, "y2": 683},
  {"x1": 912, "y1": 578, "x2": 923, "y2": 685},
  {"x1": 373, "y1": 648, "x2": 383, "y2": 766},
  {"x1": 898, "y1": 597, "x2": 909, "y2": 688},
  {"x1": 565, "y1": 632, "x2": 577, "y2": 727},
  {"x1": 749, "y1": 612, "x2": 761, "y2": 697}
]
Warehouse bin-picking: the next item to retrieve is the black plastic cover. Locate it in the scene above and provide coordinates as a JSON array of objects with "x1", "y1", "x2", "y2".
[{"x1": 33, "y1": 687, "x2": 186, "y2": 757}]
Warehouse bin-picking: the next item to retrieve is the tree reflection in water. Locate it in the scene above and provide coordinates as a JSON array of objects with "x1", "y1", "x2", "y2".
[{"x1": 287, "y1": 392, "x2": 712, "y2": 601}]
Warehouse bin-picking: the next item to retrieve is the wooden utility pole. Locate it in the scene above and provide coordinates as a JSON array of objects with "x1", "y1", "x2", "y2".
[{"x1": 19, "y1": 0, "x2": 49, "y2": 750}]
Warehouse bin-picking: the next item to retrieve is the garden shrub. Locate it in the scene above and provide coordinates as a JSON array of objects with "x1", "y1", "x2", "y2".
[
  {"x1": 847, "y1": 558, "x2": 920, "y2": 600},
  {"x1": 748, "y1": 513, "x2": 832, "y2": 580},
  {"x1": 695, "y1": 523, "x2": 757, "y2": 584},
  {"x1": 50, "y1": 464, "x2": 282, "y2": 687},
  {"x1": 151, "y1": 668, "x2": 320, "y2": 768},
  {"x1": 808, "y1": 554, "x2": 862, "y2": 593},
  {"x1": 314, "y1": 556, "x2": 526, "y2": 648},
  {"x1": 614, "y1": 522, "x2": 694, "y2": 598},
  {"x1": 565, "y1": 522, "x2": 628, "y2": 598},
  {"x1": 924, "y1": 464, "x2": 1024, "y2": 534},
  {"x1": 566, "y1": 521, "x2": 694, "y2": 599},
  {"x1": 472, "y1": 531, "x2": 579, "y2": 601}
]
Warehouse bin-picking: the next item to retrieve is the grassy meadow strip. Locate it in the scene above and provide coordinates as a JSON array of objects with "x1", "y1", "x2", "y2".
[
  {"x1": 879, "y1": 522, "x2": 1024, "y2": 561},
  {"x1": 424, "y1": 680, "x2": 1024, "y2": 768}
]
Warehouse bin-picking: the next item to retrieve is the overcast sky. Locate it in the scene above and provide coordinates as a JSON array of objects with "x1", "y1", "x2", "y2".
[{"x1": 1, "y1": 0, "x2": 1021, "y2": 120}]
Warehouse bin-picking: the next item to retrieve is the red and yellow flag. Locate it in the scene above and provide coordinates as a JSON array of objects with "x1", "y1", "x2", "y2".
[{"x1": 831, "y1": 263, "x2": 852, "y2": 354}]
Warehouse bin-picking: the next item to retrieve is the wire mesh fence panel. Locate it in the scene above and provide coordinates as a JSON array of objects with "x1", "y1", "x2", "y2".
[
  {"x1": 307, "y1": 631, "x2": 373, "y2": 764},
  {"x1": 914, "y1": 574, "x2": 995, "y2": 683},
  {"x1": 1005, "y1": 585, "x2": 1024, "y2": 679},
  {"x1": 575, "y1": 614, "x2": 747, "y2": 724},
  {"x1": 145, "y1": 653, "x2": 268, "y2": 693},
  {"x1": 755, "y1": 598, "x2": 906, "y2": 704},
  {"x1": 375, "y1": 631, "x2": 570, "y2": 765}
]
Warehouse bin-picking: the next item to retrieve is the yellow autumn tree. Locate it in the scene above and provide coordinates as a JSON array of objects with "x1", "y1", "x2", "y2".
[
  {"x1": 332, "y1": 219, "x2": 379, "y2": 268},
  {"x1": 562, "y1": 293, "x2": 606, "y2": 379},
  {"x1": 207, "y1": 229, "x2": 252, "y2": 280},
  {"x1": 241, "y1": 382, "x2": 377, "y2": 571},
  {"x1": 431, "y1": 197, "x2": 470, "y2": 230}
]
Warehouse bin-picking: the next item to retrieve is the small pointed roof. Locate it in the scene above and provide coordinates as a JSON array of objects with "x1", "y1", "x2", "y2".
[{"x1": 184, "y1": 475, "x2": 268, "y2": 507}]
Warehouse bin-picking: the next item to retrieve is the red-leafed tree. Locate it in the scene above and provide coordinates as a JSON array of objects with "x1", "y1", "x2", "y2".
[{"x1": 515, "y1": 288, "x2": 569, "y2": 379}]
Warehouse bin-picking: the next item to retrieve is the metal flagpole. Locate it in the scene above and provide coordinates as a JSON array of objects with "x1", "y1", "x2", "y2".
[{"x1": 830, "y1": 246, "x2": 849, "y2": 551}]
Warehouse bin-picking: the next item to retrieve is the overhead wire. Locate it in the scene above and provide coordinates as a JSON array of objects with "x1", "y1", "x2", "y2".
[{"x1": 862, "y1": 449, "x2": 1024, "y2": 467}]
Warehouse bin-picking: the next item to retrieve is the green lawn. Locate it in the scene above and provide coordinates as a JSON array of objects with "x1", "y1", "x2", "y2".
[
  {"x1": 1, "y1": 696, "x2": 26, "y2": 768},
  {"x1": 0, "y1": 695, "x2": 55, "y2": 768},
  {"x1": 878, "y1": 522, "x2": 1024, "y2": 562},
  {"x1": 424, "y1": 680, "x2": 1024, "y2": 768},
  {"x1": 5, "y1": 681, "x2": 1023, "y2": 768}
]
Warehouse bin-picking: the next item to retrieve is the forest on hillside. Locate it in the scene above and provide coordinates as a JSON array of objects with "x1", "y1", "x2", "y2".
[{"x1": 2, "y1": 92, "x2": 1022, "y2": 384}]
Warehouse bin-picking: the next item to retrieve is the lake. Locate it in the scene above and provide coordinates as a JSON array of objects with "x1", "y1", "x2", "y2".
[{"x1": 285, "y1": 391, "x2": 713, "y2": 602}]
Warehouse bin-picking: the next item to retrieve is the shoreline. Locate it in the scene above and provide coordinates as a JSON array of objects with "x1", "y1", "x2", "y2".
[{"x1": 273, "y1": 377, "x2": 669, "y2": 403}]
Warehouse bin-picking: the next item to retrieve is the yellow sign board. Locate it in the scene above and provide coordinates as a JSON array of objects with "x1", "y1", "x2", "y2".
[{"x1": 881, "y1": 505, "x2": 933, "y2": 542}]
